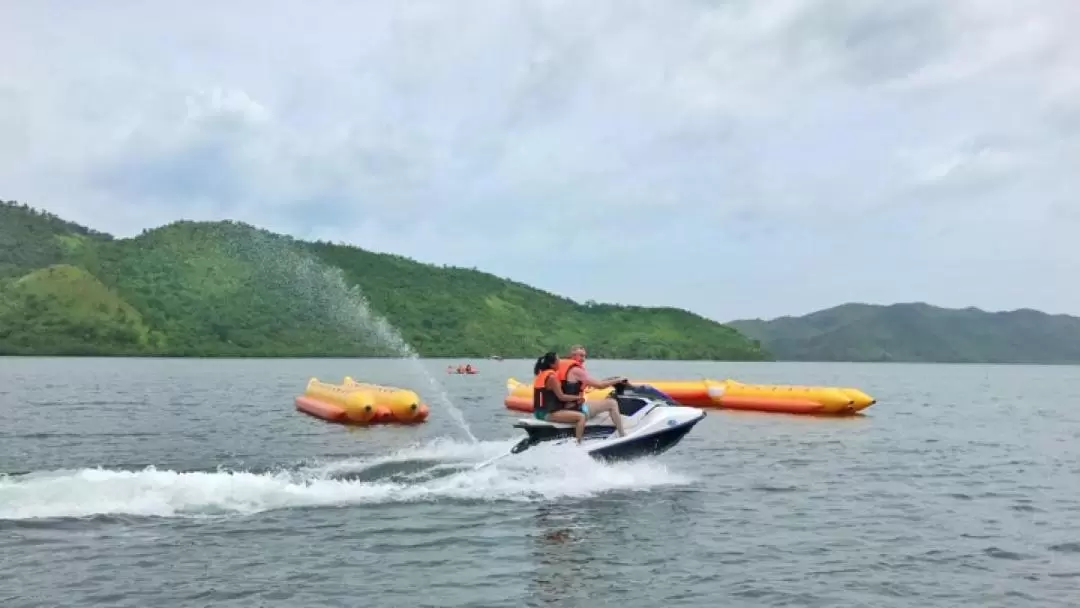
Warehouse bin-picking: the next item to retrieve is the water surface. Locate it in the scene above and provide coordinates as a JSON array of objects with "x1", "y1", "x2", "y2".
[{"x1": 2, "y1": 358, "x2": 1079, "y2": 607}]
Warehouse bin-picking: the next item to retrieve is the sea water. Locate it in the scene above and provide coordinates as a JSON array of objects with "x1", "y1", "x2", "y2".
[{"x1": 2, "y1": 358, "x2": 1079, "y2": 607}]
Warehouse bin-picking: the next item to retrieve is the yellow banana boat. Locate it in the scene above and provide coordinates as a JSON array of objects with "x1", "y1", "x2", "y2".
[
  {"x1": 295, "y1": 377, "x2": 430, "y2": 425},
  {"x1": 505, "y1": 377, "x2": 875, "y2": 416}
]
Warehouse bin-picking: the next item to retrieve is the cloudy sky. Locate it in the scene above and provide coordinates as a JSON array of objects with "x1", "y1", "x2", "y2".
[{"x1": 1, "y1": 0, "x2": 1077, "y2": 322}]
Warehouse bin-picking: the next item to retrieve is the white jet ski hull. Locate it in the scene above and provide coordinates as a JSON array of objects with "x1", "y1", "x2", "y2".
[{"x1": 509, "y1": 384, "x2": 707, "y2": 462}]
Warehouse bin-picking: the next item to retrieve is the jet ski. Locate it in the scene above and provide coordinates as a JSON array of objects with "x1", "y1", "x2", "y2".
[{"x1": 505, "y1": 382, "x2": 707, "y2": 462}]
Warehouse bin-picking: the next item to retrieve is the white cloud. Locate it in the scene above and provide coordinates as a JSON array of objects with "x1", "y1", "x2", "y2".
[{"x1": 0, "y1": 0, "x2": 1077, "y2": 321}]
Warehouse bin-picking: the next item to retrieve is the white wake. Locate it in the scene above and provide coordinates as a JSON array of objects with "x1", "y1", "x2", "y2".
[{"x1": 0, "y1": 438, "x2": 693, "y2": 520}]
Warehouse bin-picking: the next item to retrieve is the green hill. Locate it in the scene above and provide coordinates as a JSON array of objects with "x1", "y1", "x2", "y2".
[
  {"x1": 728, "y1": 302, "x2": 1080, "y2": 364},
  {"x1": 0, "y1": 264, "x2": 156, "y2": 355},
  {"x1": 0, "y1": 201, "x2": 111, "y2": 279},
  {"x1": 0, "y1": 200, "x2": 769, "y2": 360}
]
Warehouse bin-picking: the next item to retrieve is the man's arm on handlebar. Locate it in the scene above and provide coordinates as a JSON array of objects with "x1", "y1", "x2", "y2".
[{"x1": 572, "y1": 367, "x2": 627, "y2": 389}]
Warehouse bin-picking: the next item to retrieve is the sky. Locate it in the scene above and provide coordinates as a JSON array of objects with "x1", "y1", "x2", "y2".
[{"x1": 1, "y1": 0, "x2": 1077, "y2": 322}]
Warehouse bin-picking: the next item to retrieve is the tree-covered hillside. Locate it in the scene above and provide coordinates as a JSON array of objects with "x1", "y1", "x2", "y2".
[
  {"x1": 0, "y1": 201, "x2": 111, "y2": 279},
  {"x1": 0, "y1": 200, "x2": 770, "y2": 359},
  {"x1": 729, "y1": 302, "x2": 1080, "y2": 364}
]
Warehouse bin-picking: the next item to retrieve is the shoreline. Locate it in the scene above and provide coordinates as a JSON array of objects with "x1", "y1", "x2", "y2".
[{"x1": 2, "y1": 353, "x2": 1078, "y2": 366}]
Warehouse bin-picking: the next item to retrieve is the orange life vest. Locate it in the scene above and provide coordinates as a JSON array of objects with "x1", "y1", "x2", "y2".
[
  {"x1": 554, "y1": 358, "x2": 584, "y2": 396},
  {"x1": 554, "y1": 358, "x2": 580, "y2": 380},
  {"x1": 533, "y1": 368, "x2": 558, "y2": 411},
  {"x1": 533, "y1": 369, "x2": 555, "y2": 389}
]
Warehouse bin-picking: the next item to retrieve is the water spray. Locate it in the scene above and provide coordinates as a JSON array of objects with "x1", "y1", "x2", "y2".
[{"x1": 230, "y1": 229, "x2": 478, "y2": 443}]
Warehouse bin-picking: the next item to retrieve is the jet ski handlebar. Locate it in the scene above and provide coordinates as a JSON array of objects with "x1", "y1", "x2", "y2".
[{"x1": 610, "y1": 381, "x2": 679, "y2": 405}]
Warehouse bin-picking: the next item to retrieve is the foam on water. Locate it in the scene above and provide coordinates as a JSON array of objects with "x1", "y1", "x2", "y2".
[{"x1": 0, "y1": 439, "x2": 692, "y2": 520}]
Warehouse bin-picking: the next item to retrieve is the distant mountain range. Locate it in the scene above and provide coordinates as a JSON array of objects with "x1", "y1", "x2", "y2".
[
  {"x1": 4, "y1": 199, "x2": 1076, "y2": 364},
  {"x1": 728, "y1": 302, "x2": 1080, "y2": 364}
]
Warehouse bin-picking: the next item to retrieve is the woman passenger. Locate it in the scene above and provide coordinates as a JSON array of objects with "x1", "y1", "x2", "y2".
[{"x1": 532, "y1": 351, "x2": 589, "y2": 443}]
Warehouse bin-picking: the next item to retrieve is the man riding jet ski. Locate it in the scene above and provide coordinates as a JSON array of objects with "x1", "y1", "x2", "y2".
[
  {"x1": 530, "y1": 347, "x2": 628, "y2": 443},
  {"x1": 511, "y1": 377, "x2": 707, "y2": 462},
  {"x1": 509, "y1": 347, "x2": 706, "y2": 462}
]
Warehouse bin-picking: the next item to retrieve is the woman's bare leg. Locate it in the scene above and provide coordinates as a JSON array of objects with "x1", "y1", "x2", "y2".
[{"x1": 546, "y1": 410, "x2": 587, "y2": 443}]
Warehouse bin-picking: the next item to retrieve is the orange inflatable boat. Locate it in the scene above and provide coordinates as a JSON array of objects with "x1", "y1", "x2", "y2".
[
  {"x1": 295, "y1": 376, "x2": 430, "y2": 425},
  {"x1": 504, "y1": 377, "x2": 875, "y2": 416}
]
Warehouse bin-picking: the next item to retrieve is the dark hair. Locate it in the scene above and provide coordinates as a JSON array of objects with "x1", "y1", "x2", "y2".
[{"x1": 533, "y1": 351, "x2": 558, "y2": 375}]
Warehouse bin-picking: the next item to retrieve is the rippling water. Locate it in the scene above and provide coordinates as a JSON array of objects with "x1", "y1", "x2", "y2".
[{"x1": 2, "y1": 357, "x2": 1079, "y2": 607}]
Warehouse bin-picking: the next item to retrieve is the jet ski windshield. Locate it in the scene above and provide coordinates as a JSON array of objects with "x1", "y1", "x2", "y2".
[{"x1": 617, "y1": 383, "x2": 679, "y2": 405}]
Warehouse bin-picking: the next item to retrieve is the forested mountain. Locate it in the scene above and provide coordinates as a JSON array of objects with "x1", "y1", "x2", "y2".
[
  {"x1": 729, "y1": 302, "x2": 1080, "y2": 364},
  {"x1": 0, "y1": 200, "x2": 769, "y2": 360}
]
